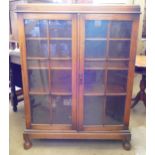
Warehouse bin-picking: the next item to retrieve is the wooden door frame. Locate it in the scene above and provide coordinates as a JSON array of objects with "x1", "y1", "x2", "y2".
[
  {"x1": 17, "y1": 13, "x2": 78, "y2": 130},
  {"x1": 78, "y1": 13, "x2": 140, "y2": 131}
]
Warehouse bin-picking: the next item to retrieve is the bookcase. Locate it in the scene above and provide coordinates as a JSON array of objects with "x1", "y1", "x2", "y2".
[{"x1": 16, "y1": 4, "x2": 140, "y2": 150}]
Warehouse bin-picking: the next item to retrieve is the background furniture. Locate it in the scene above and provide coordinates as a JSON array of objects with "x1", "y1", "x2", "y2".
[
  {"x1": 131, "y1": 55, "x2": 146, "y2": 108},
  {"x1": 17, "y1": 4, "x2": 140, "y2": 150},
  {"x1": 9, "y1": 50, "x2": 23, "y2": 112}
]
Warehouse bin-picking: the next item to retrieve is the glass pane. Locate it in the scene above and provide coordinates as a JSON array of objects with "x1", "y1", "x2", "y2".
[
  {"x1": 85, "y1": 20, "x2": 108, "y2": 38},
  {"x1": 24, "y1": 19, "x2": 48, "y2": 37},
  {"x1": 27, "y1": 60, "x2": 49, "y2": 68},
  {"x1": 30, "y1": 95, "x2": 50, "y2": 124},
  {"x1": 50, "y1": 40, "x2": 71, "y2": 58},
  {"x1": 26, "y1": 40, "x2": 48, "y2": 57},
  {"x1": 51, "y1": 95, "x2": 72, "y2": 124},
  {"x1": 107, "y1": 70, "x2": 128, "y2": 93},
  {"x1": 84, "y1": 96, "x2": 105, "y2": 125},
  {"x1": 50, "y1": 60, "x2": 71, "y2": 68},
  {"x1": 84, "y1": 70, "x2": 105, "y2": 94},
  {"x1": 105, "y1": 96, "x2": 126, "y2": 124},
  {"x1": 49, "y1": 20, "x2": 71, "y2": 38},
  {"x1": 51, "y1": 70, "x2": 71, "y2": 94},
  {"x1": 85, "y1": 60, "x2": 106, "y2": 69},
  {"x1": 110, "y1": 21, "x2": 132, "y2": 38},
  {"x1": 108, "y1": 41, "x2": 130, "y2": 58},
  {"x1": 106, "y1": 60, "x2": 129, "y2": 69},
  {"x1": 28, "y1": 69, "x2": 49, "y2": 92},
  {"x1": 85, "y1": 40, "x2": 106, "y2": 58}
]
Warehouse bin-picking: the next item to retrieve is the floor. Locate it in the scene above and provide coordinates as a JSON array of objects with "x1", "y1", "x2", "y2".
[{"x1": 9, "y1": 74, "x2": 146, "y2": 155}]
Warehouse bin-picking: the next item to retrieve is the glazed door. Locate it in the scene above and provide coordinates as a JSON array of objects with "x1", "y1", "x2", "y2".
[
  {"x1": 22, "y1": 14, "x2": 77, "y2": 130},
  {"x1": 78, "y1": 14, "x2": 133, "y2": 131}
]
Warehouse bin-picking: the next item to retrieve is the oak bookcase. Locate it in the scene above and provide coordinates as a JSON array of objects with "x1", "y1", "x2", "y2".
[{"x1": 16, "y1": 4, "x2": 140, "y2": 150}]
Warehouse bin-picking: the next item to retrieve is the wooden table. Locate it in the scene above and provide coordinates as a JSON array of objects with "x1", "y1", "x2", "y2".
[
  {"x1": 9, "y1": 50, "x2": 23, "y2": 112},
  {"x1": 131, "y1": 55, "x2": 146, "y2": 108}
]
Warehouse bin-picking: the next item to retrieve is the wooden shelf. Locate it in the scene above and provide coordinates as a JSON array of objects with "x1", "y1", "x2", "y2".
[
  {"x1": 27, "y1": 67, "x2": 71, "y2": 70},
  {"x1": 109, "y1": 38, "x2": 130, "y2": 41},
  {"x1": 106, "y1": 93, "x2": 127, "y2": 96},
  {"x1": 85, "y1": 67, "x2": 105, "y2": 70},
  {"x1": 26, "y1": 37, "x2": 48, "y2": 40},
  {"x1": 107, "y1": 67, "x2": 128, "y2": 70},
  {"x1": 85, "y1": 67, "x2": 128, "y2": 70},
  {"x1": 51, "y1": 92, "x2": 72, "y2": 95},
  {"x1": 85, "y1": 58, "x2": 106, "y2": 61},
  {"x1": 29, "y1": 87, "x2": 72, "y2": 96},
  {"x1": 29, "y1": 89, "x2": 49, "y2": 95},
  {"x1": 107, "y1": 58, "x2": 130, "y2": 61},
  {"x1": 85, "y1": 58, "x2": 129, "y2": 61},
  {"x1": 27, "y1": 57, "x2": 48, "y2": 60},
  {"x1": 27, "y1": 57, "x2": 72, "y2": 60},
  {"x1": 85, "y1": 38, "x2": 107, "y2": 41},
  {"x1": 51, "y1": 67, "x2": 71, "y2": 70},
  {"x1": 85, "y1": 38, "x2": 130, "y2": 41},
  {"x1": 49, "y1": 38, "x2": 71, "y2": 40},
  {"x1": 84, "y1": 85, "x2": 126, "y2": 96},
  {"x1": 50, "y1": 57, "x2": 71, "y2": 60},
  {"x1": 28, "y1": 67, "x2": 49, "y2": 70},
  {"x1": 26, "y1": 37, "x2": 71, "y2": 40}
]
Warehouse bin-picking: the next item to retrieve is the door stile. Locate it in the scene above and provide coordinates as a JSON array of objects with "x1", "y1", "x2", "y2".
[
  {"x1": 72, "y1": 14, "x2": 78, "y2": 130},
  {"x1": 78, "y1": 14, "x2": 85, "y2": 131},
  {"x1": 17, "y1": 14, "x2": 31, "y2": 128}
]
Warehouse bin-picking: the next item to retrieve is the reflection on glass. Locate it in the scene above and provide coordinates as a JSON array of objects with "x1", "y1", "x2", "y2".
[
  {"x1": 50, "y1": 60, "x2": 71, "y2": 68},
  {"x1": 85, "y1": 40, "x2": 106, "y2": 58},
  {"x1": 109, "y1": 41, "x2": 130, "y2": 58},
  {"x1": 84, "y1": 70, "x2": 105, "y2": 93},
  {"x1": 51, "y1": 95, "x2": 72, "y2": 124},
  {"x1": 85, "y1": 60, "x2": 106, "y2": 69},
  {"x1": 110, "y1": 21, "x2": 132, "y2": 38},
  {"x1": 85, "y1": 20, "x2": 108, "y2": 38},
  {"x1": 49, "y1": 20, "x2": 71, "y2": 38},
  {"x1": 27, "y1": 60, "x2": 49, "y2": 68},
  {"x1": 106, "y1": 60, "x2": 129, "y2": 69},
  {"x1": 24, "y1": 19, "x2": 48, "y2": 37},
  {"x1": 107, "y1": 70, "x2": 128, "y2": 93},
  {"x1": 84, "y1": 96, "x2": 105, "y2": 125},
  {"x1": 105, "y1": 96, "x2": 125, "y2": 124},
  {"x1": 26, "y1": 40, "x2": 48, "y2": 57},
  {"x1": 30, "y1": 95, "x2": 50, "y2": 124},
  {"x1": 50, "y1": 40, "x2": 71, "y2": 58},
  {"x1": 51, "y1": 70, "x2": 71, "y2": 93},
  {"x1": 28, "y1": 69, "x2": 49, "y2": 92}
]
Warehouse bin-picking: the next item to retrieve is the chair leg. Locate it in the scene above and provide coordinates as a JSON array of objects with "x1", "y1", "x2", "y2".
[{"x1": 10, "y1": 65, "x2": 18, "y2": 112}]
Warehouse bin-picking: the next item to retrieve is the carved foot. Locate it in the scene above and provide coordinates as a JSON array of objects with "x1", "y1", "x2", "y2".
[
  {"x1": 122, "y1": 140, "x2": 131, "y2": 150},
  {"x1": 23, "y1": 134, "x2": 32, "y2": 150}
]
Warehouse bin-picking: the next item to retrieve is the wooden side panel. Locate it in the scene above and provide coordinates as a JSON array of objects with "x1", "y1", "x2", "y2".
[
  {"x1": 17, "y1": 14, "x2": 31, "y2": 128},
  {"x1": 123, "y1": 16, "x2": 140, "y2": 126}
]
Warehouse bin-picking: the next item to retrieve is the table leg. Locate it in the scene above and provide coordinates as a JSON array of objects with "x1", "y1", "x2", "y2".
[{"x1": 131, "y1": 74, "x2": 146, "y2": 108}]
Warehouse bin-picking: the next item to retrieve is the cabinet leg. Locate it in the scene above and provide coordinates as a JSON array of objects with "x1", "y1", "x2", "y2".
[
  {"x1": 122, "y1": 139, "x2": 131, "y2": 151},
  {"x1": 23, "y1": 134, "x2": 32, "y2": 150}
]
